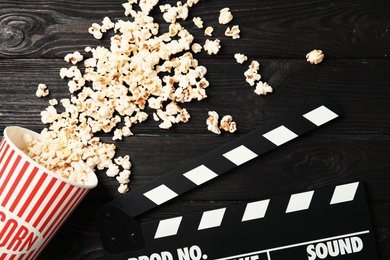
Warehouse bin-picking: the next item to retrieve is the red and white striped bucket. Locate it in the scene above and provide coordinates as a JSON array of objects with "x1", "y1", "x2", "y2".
[{"x1": 0, "y1": 126, "x2": 98, "y2": 259}]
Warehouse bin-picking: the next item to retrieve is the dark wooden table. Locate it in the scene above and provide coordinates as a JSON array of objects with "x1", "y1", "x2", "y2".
[{"x1": 1, "y1": 0, "x2": 390, "y2": 259}]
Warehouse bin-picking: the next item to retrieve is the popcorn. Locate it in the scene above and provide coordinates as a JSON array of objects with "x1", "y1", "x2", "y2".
[
  {"x1": 234, "y1": 53, "x2": 247, "y2": 64},
  {"x1": 254, "y1": 81, "x2": 273, "y2": 96},
  {"x1": 160, "y1": 2, "x2": 190, "y2": 24},
  {"x1": 31, "y1": 1, "x2": 267, "y2": 193},
  {"x1": 249, "y1": 60, "x2": 260, "y2": 71},
  {"x1": 193, "y1": 17, "x2": 203, "y2": 28},
  {"x1": 140, "y1": 0, "x2": 159, "y2": 14},
  {"x1": 244, "y1": 68, "x2": 261, "y2": 86},
  {"x1": 206, "y1": 111, "x2": 221, "y2": 135},
  {"x1": 191, "y1": 43, "x2": 202, "y2": 53},
  {"x1": 122, "y1": 3, "x2": 134, "y2": 16},
  {"x1": 121, "y1": 126, "x2": 133, "y2": 137},
  {"x1": 117, "y1": 170, "x2": 131, "y2": 185},
  {"x1": 186, "y1": 0, "x2": 200, "y2": 7},
  {"x1": 118, "y1": 183, "x2": 129, "y2": 194},
  {"x1": 220, "y1": 115, "x2": 237, "y2": 133},
  {"x1": 203, "y1": 39, "x2": 221, "y2": 55},
  {"x1": 225, "y1": 25, "x2": 240, "y2": 39},
  {"x1": 64, "y1": 51, "x2": 84, "y2": 65},
  {"x1": 113, "y1": 128, "x2": 124, "y2": 141},
  {"x1": 49, "y1": 99, "x2": 58, "y2": 106},
  {"x1": 207, "y1": 112, "x2": 238, "y2": 135},
  {"x1": 106, "y1": 163, "x2": 120, "y2": 177},
  {"x1": 219, "y1": 7, "x2": 233, "y2": 24},
  {"x1": 244, "y1": 60, "x2": 261, "y2": 86},
  {"x1": 36, "y1": 84, "x2": 49, "y2": 97},
  {"x1": 101, "y1": 17, "x2": 115, "y2": 32},
  {"x1": 204, "y1": 26, "x2": 214, "y2": 36},
  {"x1": 306, "y1": 49, "x2": 325, "y2": 64},
  {"x1": 40, "y1": 106, "x2": 59, "y2": 124},
  {"x1": 88, "y1": 23, "x2": 103, "y2": 39}
]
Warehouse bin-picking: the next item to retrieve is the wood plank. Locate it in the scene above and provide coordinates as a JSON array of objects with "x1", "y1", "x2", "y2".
[
  {"x1": 1, "y1": 0, "x2": 390, "y2": 59},
  {"x1": 1, "y1": 58, "x2": 389, "y2": 137},
  {"x1": 1, "y1": 0, "x2": 390, "y2": 259}
]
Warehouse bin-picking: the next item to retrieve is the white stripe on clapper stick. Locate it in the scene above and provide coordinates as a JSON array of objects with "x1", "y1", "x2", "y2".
[
  {"x1": 286, "y1": 190, "x2": 315, "y2": 213},
  {"x1": 183, "y1": 165, "x2": 218, "y2": 186},
  {"x1": 155, "y1": 216, "x2": 183, "y2": 239},
  {"x1": 330, "y1": 182, "x2": 359, "y2": 205},
  {"x1": 223, "y1": 145, "x2": 258, "y2": 166},
  {"x1": 241, "y1": 199, "x2": 270, "y2": 222},
  {"x1": 198, "y1": 208, "x2": 226, "y2": 230},
  {"x1": 144, "y1": 184, "x2": 178, "y2": 205},
  {"x1": 262, "y1": 126, "x2": 298, "y2": 146},
  {"x1": 303, "y1": 105, "x2": 339, "y2": 126}
]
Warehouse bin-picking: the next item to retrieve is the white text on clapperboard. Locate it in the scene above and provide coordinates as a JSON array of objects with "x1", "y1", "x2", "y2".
[
  {"x1": 127, "y1": 235, "x2": 364, "y2": 260},
  {"x1": 128, "y1": 245, "x2": 209, "y2": 260},
  {"x1": 127, "y1": 245, "x2": 260, "y2": 260}
]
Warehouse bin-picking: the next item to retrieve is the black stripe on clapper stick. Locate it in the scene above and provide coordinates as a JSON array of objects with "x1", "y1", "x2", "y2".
[{"x1": 97, "y1": 97, "x2": 342, "y2": 254}]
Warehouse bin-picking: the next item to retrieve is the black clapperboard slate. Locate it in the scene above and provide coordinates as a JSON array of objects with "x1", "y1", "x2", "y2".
[{"x1": 97, "y1": 98, "x2": 379, "y2": 260}]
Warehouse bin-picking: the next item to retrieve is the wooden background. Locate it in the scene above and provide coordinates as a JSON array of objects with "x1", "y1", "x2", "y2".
[{"x1": 1, "y1": 0, "x2": 390, "y2": 259}]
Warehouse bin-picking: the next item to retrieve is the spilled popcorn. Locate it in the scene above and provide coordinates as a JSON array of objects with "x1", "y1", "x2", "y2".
[
  {"x1": 244, "y1": 60, "x2": 273, "y2": 95},
  {"x1": 204, "y1": 39, "x2": 221, "y2": 55},
  {"x1": 193, "y1": 17, "x2": 203, "y2": 28},
  {"x1": 225, "y1": 25, "x2": 240, "y2": 39},
  {"x1": 306, "y1": 49, "x2": 324, "y2": 64},
  {"x1": 234, "y1": 53, "x2": 247, "y2": 64},
  {"x1": 219, "y1": 7, "x2": 233, "y2": 25},
  {"x1": 28, "y1": 1, "x2": 273, "y2": 193},
  {"x1": 204, "y1": 26, "x2": 214, "y2": 36},
  {"x1": 36, "y1": 84, "x2": 49, "y2": 98},
  {"x1": 207, "y1": 111, "x2": 237, "y2": 135}
]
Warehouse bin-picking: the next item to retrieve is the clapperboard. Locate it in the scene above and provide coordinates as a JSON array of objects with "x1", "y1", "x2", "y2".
[{"x1": 97, "y1": 98, "x2": 379, "y2": 260}]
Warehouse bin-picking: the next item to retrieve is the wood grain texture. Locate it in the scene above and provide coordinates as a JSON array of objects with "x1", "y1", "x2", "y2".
[
  {"x1": 0, "y1": 0, "x2": 390, "y2": 259},
  {"x1": 1, "y1": 0, "x2": 390, "y2": 58}
]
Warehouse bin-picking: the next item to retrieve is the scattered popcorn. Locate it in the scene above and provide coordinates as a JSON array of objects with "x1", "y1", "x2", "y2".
[
  {"x1": 88, "y1": 23, "x2": 103, "y2": 39},
  {"x1": 234, "y1": 53, "x2": 247, "y2": 64},
  {"x1": 249, "y1": 60, "x2": 260, "y2": 71},
  {"x1": 306, "y1": 49, "x2": 324, "y2": 64},
  {"x1": 244, "y1": 68, "x2": 261, "y2": 86},
  {"x1": 36, "y1": 84, "x2": 49, "y2": 97},
  {"x1": 106, "y1": 163, "x2": 120, "y2": 177},
  {"x1": 31, "y1": 1, "x2": 273, "y2": 193},
  {"x1": 204, "y1": 26, "x2": 214, "y2": 36},
  {"x1": 113, "y1": 128, "x2": 124, "y2": 141},
  {"x1": 101, "y1": 17, "x2": 115, "y2": 32},
  {"x1": 160, "y1": 2, "x2": 191, "y2": 24},
  {"x1": 206, "y1": 111, "x2": 221, "y2": 135},
  {"x1": 117, "y1": 170, "x2": 131, "y2": 185},
  {"x1": 191, "y1": 43, "x2": 202, "y2": 53},
  {"x1": 122, "y1": 2, "x2": 134, "y2": 16},
  {"x1": 187, "y1": 0, "x2": 200, "y2": 7},
  {"x1": 225, "y1": 25, "x2": 240, "y2": 39},
  {"x1": 193, "y1": 17, "x2": 203, "y2": 28},
  {"x1": 207, "y1": 112, "x2": 237, "y2": 134},
  {"x1": 64, "y1": 51, "x2": 84, "y2": 65},
  {"x1": 254, "y1": 81, "x2": 273, "y2": 96},
  {"x1": 220, "y1": 115, "x2": 237, "y2": 133},
  {"x1": 121, "y1": 126, "x2": 133, "y2": 137},
  {"x1": 118, "y1": 183, "x2": 129, "y2": 194},
  {"x1": 219, "y1": 7, "x2": 233, "y2": 24},
  {"x1": 49, "y1": 99, "x2": 58, "y2": 106},
  {"x1": 204, "y1": 39, "x2": 221, "y2": 55}
]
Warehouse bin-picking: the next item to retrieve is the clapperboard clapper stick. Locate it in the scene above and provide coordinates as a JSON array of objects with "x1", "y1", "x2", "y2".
[{"x1": 97, "y1": 98, "x2": 378, "y2": 259}]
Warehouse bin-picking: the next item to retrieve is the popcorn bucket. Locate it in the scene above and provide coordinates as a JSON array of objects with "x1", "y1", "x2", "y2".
[{"x1": 0, "y1": 126, "x2": 98, "y2": 259}]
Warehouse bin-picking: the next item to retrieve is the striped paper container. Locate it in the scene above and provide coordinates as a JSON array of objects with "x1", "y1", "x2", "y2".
[{"x1": 0, "y1": 126, "x2": 98, "y2": 259}]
